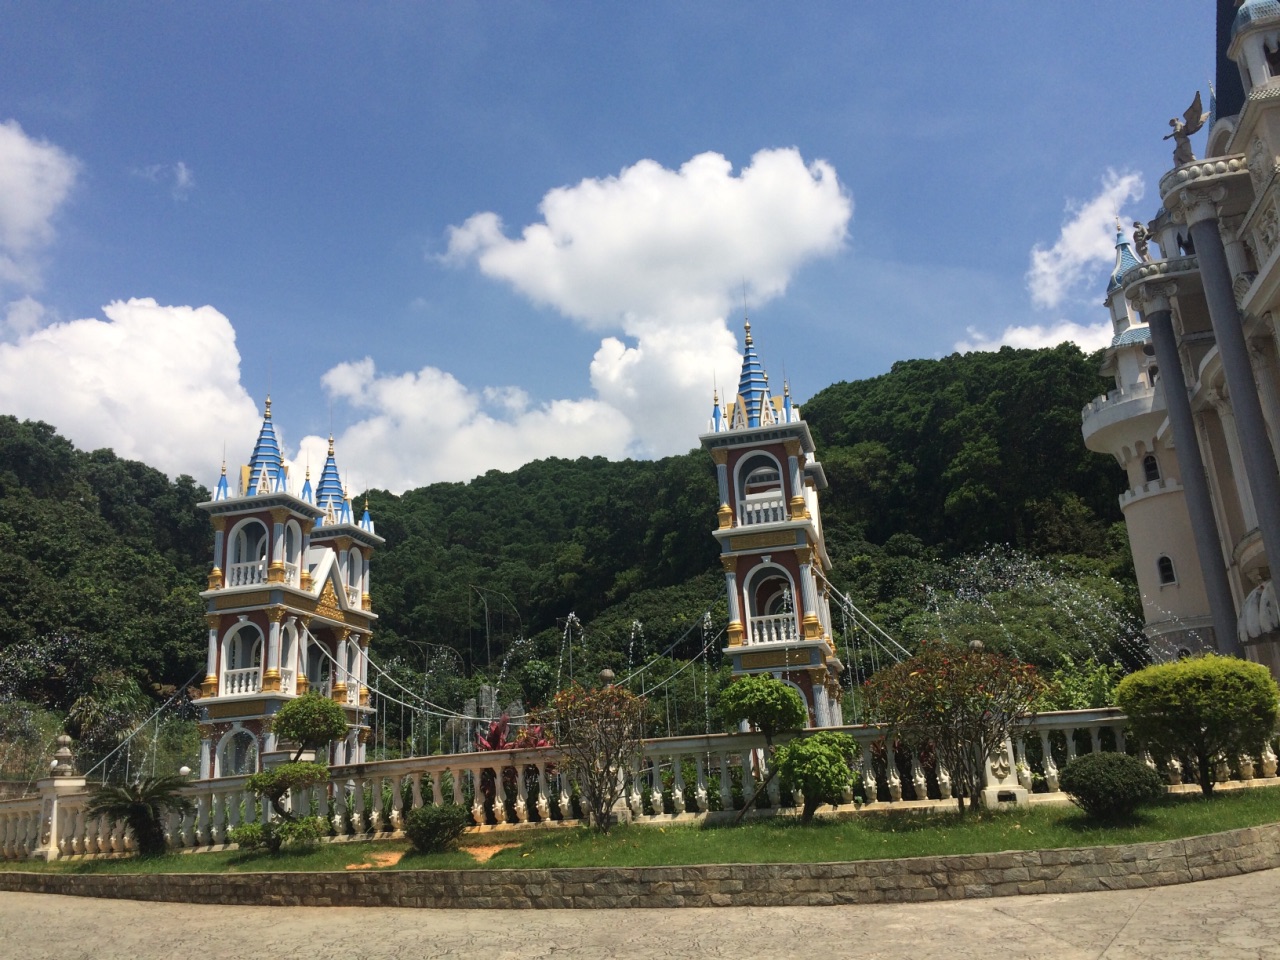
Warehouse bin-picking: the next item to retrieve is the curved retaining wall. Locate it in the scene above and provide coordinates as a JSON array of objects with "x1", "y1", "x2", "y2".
[{"x1": 3, "y1": 823, "x2": 1279, "y2": 909}]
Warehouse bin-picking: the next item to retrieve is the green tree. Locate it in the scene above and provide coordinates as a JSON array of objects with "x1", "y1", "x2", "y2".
[
  {"x1": 270, "y1": 692, "x2": 348, "y2": 761},
  {"x1": 719, "y1": 674, "x2": 807, "y2": 746},
  {"x1": 866, "y1": 644, "x2": 1044, "y2": 812},
  {"x1": 84, "y1": 774, "x2": 194, "y2": 857},
  {"x1": 1115, "y1": 655, "x2": 1280, "y2": 796},
  {"x1": 774, "y1": 732, "x2": 860, "y2": 823}
]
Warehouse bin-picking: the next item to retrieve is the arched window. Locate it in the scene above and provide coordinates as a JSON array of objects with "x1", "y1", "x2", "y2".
[
  {"x1": 1157, "y1": 555, "x2": 1177, "y2": 585},
  {"x1": 228, "y1": 519, "x2": 269, "y2": 585},
  {"x1": 219, "y1": 730, "x2": 258, "y2": 777},
  {"x1": 1143, "y1": 455, "x2": 1160, "y2": 483},
  {"x1": 227, "y1": 627, "x2": 263, "y2": 670}
]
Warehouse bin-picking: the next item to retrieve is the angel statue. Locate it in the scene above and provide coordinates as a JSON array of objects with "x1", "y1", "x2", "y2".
[
  {"x1": 1132, "y1": 221, "x2": 1153, "y2": 262},
  {"x1": 1165, "y1": 91, "x2": 1209, "y2": 166}
]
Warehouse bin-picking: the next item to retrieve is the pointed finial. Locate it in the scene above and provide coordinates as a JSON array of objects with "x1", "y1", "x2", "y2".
[
  {"x1": 327, "y1": 433, "x2": 335, "y2": 456},
  {"x1": 264, "y1": 395, "x2": 272, "y2": 420},
  {"x1": 364, "y1": 493, "x2": 370, "y2": 511},
  {"x1": 784, "y1": 379, "x2": 790, "y2": 396},
  {"x1": 305, "y1": 463, "x2": 311, "y2": 479},
  {"x1": 744, "y1": 319, "x2": 753, "y2": 346},
  {"x1": 220, "y1": 459, "x2": 227, "y2": 476}
]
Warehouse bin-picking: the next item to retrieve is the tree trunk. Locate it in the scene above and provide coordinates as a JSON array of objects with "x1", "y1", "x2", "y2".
[
  {"x1": 1197, "y1": 753, "x2": 1215, "y2": 797},
  {"x1": 801, "y1": 795, "x2": 822, "y2": 824}
]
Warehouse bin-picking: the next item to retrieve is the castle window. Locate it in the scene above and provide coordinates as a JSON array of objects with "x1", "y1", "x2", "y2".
[
  {"x1": 1157, "y1": 555, "x2": 1177, "y2": 585},
  {"x1": 1143, "y1": 455, "x2": 1160, "y2": 484},
  {"x1": 219, "y1": 730, "x2": 258, "y2": 777}
]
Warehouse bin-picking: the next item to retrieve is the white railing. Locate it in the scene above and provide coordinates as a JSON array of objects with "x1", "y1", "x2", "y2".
[
  {"x1": 279, "y1": 669, "x2": 296, "y2": 695},
  {"x1": 738, "y1": 495, "x2": 788, "y2": 526},
  {"x1": 8, "y1": 708, "x2": 1280, "y2": 861},
  {"x1": 226, "y1": 560, "x2": 266, "y2": 587},
  {"x1": 747, "y1": 613, "x2": 799, "y2": 645},
  {"x1": 346, "y1": 584, "x2": 361, "y2": 607},
  {"x1": 284, "y1": 562, "x2": 299, "y2": 586},
  {"x1": 347, "y1": 683, "x2": 360, "y2": 705},
  {"x1": 222, "y1": 667, "x2": 261, "y2": 696}
]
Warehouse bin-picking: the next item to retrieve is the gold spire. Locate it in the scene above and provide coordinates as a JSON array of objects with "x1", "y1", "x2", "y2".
[
  {"x1": 744, "y1": 319, "x2": 753, "y2": 347},
  {"x1": 220, "y1": 459, "x2": 227, "y2": 476},
  {"x1": 264, "y1": 395, "x2": 272, "y2": 420},
  {"x1": 783, "y1": 379, "x2": 791, "y2": 396},
  {"x1": 327, "y1": 433, "x2": 335, "y2": 456}
]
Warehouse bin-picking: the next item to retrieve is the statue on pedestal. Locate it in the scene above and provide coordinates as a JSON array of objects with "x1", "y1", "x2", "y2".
[{"x1": 1165, "y1": 91, "x2": 1209, "y2": 166}]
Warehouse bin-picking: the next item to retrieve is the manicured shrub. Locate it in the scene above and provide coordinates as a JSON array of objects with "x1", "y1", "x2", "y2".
[
  {"x1": 405, "y1": 803, "x2": 472, "y2": 853},
  {"x1": 1058, "y1": 752, "x2": 1165, "y2": 820},
  {"x1": 229, "y1": 816, "x2": 327, "y2": 853},
  {"x1": 719, "y1": 675, "x2": 807, "y2": 745},
  {"x1": 270, "y1": 693, "x2": 349, "y2": 761},
  {"x1": 1115, "y1": 655, "x2": 1280, "y2": 796},
  {"x1": 774, "y1": 732, "x2": 860, "y2": 823}
]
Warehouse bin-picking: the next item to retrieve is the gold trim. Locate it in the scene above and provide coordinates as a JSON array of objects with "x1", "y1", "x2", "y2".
[
  {"x1": 266, "y1": 605, "x2": 287, "y2": 624},
  {"x1": 739, "y1": 650, "x2": 797, "y2": 669},
  {"x1": 362, "y1": 592, "x2": 372, "y2": 611},
  {"x1": 729, "y1": 530, "x2": 796, "y2": 551},
  {"x1": 196, "y1": 722, "x2": 216, "y2": 738},
  {"x1": 710, "y1": 448, "x2": 728, "y2": 466},
  {"x1": 295, "y1": 675, "x2": 310, "y2": 694},
  {"x1": 215, "y1": 591, "x2": 271, "y2": 610},
  {"x1": 211, "y1": 516, "x2": 227, "y2": 532},
  {"x1": 207, "y1": 567, "x2": 224, "y2": 590},
  {"x1": 316, "y1": 582, "x2": 345, "y2": 624},
  {"x1": 783, "y1": 439, "x2": 802, "y2": 458},
  {"x1": 720, "y1": 555, "x2": 737, "y2": 573},
  {"x1": 269, "y1": 507, "x2": 290, "y2": 523},
  {"x1": 717, "y1": 503, "x2": 733, "y2": 529},
  {"x1": 261, "y1": 670, "x2": 282, "y2": 692},
  {"x1": 359, "y1": 686, "x2": 369, "y2": 706},
  {"x1": 726, "y1": 620, "x2": 745, "y2": 647},
  {"x1": 204, "y1": 613, "x2": 222, "y2": 630},
  {"x1": 200, "y1": 676, "x2": 218, "y2": 698},
  {"x1": 330, "y1": 682, "x2": 348, "y2": 703},
  {"x1": 207, "y1": 700, "x2": 267, "y2": 719},
  {"x1": 267, "y1": 561, "x2": 286, "y2": 583},
  {"x1": 803, "y1": 614, "x2": 823, "y2": 639},
  {"x1": 789, "y1": 496, "x2": 809, "y2": 520}
]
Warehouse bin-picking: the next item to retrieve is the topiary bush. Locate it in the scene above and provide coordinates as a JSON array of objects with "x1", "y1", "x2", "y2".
[
  {"x1": 1058, "y1": 752, "x2": 1165, "y2": 820},
  {"x1": 774, "y1": 732, "x2": 860, "y2": 823},
  {"x1": 405, "y1": 803, "x2": 472, "y2": 853},
  {"x1": 229, "y1": 816, "x2": 328, "y2": 853},
  {"x1": 1115, "y1": 654, "x2": 1280, "y2": 796}
]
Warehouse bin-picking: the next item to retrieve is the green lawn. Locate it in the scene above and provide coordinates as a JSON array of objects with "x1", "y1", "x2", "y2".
[{"x1": 8, "y1": 785, "x2": 1280, "y2": 875}]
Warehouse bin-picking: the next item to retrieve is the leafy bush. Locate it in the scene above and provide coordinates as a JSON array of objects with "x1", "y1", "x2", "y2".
[
  {"x1": 865, "y1": 644, "x2": 1044, "y2": 812},
  {"x1": 229, "y1": 816, "x2": 327, "y2": 853},
  {"x1": 245, "y1": 761, "x2": 331, "y2": 819},
  {"x1": 1115, "y1": 655, "x2": 1280, "y2": 796},
  {"x1": 719, "y1": 675, "x2": 807, "y2": 745},
  {"x1": 1058, "y1": 752, "x2": 1165, "y2": 820},
  {"x1": 270, "y1": 693, "x2": 349, "y2": 761},
  {"x1": 1039, "y1": 657, "x2": 1126, "y2": 710},
  {"x1": 774, "y1": 732, "x2": 860, "y2": 823},
  {"x1": 405, "y1": 803, "x2": 472, "y2": 853}
]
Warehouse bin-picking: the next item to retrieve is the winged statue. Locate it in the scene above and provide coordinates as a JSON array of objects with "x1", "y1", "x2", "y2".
[{"x1": 1164, "y1": 91, "x2": 1208, "y2": 166}]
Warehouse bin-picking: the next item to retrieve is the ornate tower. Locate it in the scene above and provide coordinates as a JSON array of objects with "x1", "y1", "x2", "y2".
[
  {"x1": 702, "y1": 321, "x2": 843, "y2": 726},
  {"x1": 196, "y1": 399, "x2": 383, "y2": 778},
  {"x1": 1081, "y1": 226, "x2": 1216, "y2": 656}
]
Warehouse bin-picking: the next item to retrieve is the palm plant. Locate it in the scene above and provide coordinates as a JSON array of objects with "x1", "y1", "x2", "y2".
[{"x1": 84, "y1": 774, "x2": 194, "y2": 857}]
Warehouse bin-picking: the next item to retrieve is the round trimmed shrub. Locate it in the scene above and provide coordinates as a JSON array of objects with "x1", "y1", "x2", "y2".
[
  {"x1": 405, "y1": 803, "x2": 472, "y2": 853},
  {"x1": 1058, "y1": 752, "x2": 1165, "y2": 820}
]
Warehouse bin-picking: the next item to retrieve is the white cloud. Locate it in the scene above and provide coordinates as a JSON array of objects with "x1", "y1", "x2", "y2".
[
  {"x1": 0, "y1": 119, "x2": 79, "y2": 292},
  {"x1": 298, "y1": 357, "x2": 631, "y2": 490},
  {"x1": 2, "y1": 295, "x2": 47, "y2": 340},
  {"x1": 954, "y1": 319, "x2": 1113, "y2": 354},
  {"x1": 134, "y1": 161, "x2": 195, "y2": 200},
  {"x1": 445, "y1": 147, "x2": 852, "y2": 457},
  {"x1": 1026, "y1": 170, "x2": 1143, "y2": 310},
  {"x1": 0, "y1": 298, "x2": 260, "y2": 482}
]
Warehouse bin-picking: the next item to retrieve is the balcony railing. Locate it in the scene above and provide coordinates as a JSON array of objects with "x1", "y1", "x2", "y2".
[
  {"x1": 222, "y1": 667, "x2": 261, "y2": 696},
  {"x1": 284, "y1": 562, "x2": 299, "y2": 586},
  {"x1": 226, "y1": 560, "x2": 266, "y2": 587},
  {"x1": 346, "y1": 584, "x2": 362, "y2": 607},
  {"x1": 738, "y1": 495, "x2": 787, "y2": 526},
  {"x1": 279, "y1": 669, "x2": 295, "y2": 695},
  {"x1": 747, "y1": 613, "x2": 799, "y2": 645}
]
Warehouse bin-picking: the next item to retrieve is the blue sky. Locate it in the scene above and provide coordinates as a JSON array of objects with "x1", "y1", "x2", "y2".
[{"x1": 0, "y1": 2, "x2": 1212, "y2": 490}]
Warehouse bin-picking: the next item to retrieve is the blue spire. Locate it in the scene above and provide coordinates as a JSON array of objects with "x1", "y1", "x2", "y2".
[
  {"x1": 315, "y1": 435, "x2": 345, "y2": 525},
  {"x1": 246, "y1": 396, "x2": 286, "y2": 495},
  {"x1": 711, "y1": 388, "x2": 723, "y2": 431},
  {"x1": 1108, "y1": 221, "x2": 1141, "y2": 292},
  {"x1": 214, "y1": 460, "x2": 229, "y2": 501},
  {"x1": 735, "y1": 321, "x2": 772, "y2": 428},
  {"x1": 300, "y1": 464, "x2": 314, "y2": 504},
  {"x1": 782, "y1": 380, "x2": 793, "y2": 424},
  {"x1": 359, "y1": 494, "x2": 375, "y2": 534}
]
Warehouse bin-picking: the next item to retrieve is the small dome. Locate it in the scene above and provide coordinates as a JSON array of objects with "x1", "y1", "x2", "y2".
[
  {"x1": 1111, "y1": 326, "x2": 1151, "y2": 348},
  {"x1": 1233, "y1": 0, "x2": 1280, "y2": 40}
]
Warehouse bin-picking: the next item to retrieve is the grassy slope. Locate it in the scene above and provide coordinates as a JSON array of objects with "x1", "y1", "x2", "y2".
[{"x1": 7, "y1": 786, "x2": 1280, "y2": 875}]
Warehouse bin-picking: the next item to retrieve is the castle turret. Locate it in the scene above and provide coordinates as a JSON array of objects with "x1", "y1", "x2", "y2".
[{"x1": 702, "y1": 321, "x2": 842, "y2": 726}]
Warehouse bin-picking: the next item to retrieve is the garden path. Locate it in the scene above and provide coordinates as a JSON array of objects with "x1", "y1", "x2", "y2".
[{"x1": 3, "y1": 866, "x2": 1280, "y2": 959}]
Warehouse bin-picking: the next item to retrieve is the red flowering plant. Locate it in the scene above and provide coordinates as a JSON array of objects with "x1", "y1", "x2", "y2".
[
  {"x1": 532, "y1": 683, "x2": 646, "y2": 834},
  {"x1": 473, "y1": 713, "x2": 555, "y2": 822},
  {"x1": 864, "y1": 643, "x2": 1044, "y2": 813}
]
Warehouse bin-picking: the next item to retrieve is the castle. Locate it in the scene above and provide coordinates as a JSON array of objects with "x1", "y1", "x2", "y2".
[{"x1": 1082, "y1": 0, "x2": 1280, "y2": 672}]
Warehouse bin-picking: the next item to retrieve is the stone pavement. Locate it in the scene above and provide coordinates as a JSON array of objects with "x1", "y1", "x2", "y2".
[{"x1": 4, "y1": 866, "x2": 1280, "y2": 960}]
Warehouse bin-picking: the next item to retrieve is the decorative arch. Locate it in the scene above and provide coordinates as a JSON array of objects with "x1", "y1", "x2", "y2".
[
  {"x1": 1142, "y1": 454, "x2": 1160, "y2": 484},
  {"x1": 215, "y1": 725, "x2": 259, "y2": 777},
  {"x1": 284, "y1": 519, "x2": 303, "y2": 581},
  {"x1": 1157, "y1": 555, "x2": 1177, "y2": 585},
  {"x1": 346, "y1": 547, "x2": 362, "y2": 595},
  {"x1": 733, "y1": 451, "x2": 785, "y2": 503},
  {"x1": 743, "y1": 562, "x2": 799, "y2": 644},
  {"x1": 221, "y1": 621, "x2": 264, "y2": 695},
  {"x1": 227, "y1": 517, "x2": 269, "y2": 586}
]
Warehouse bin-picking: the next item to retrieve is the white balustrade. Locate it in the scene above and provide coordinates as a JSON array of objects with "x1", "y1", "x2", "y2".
[
  {"x1": 279, "y1": 668, "x2": 296, "y2": 695},
  {"x1": 221, "y1": 667, "x2": 262, "y2": 696},
  {"x1": 226, "y1": 560, "x2": 266, "y2": 587},
  {"x1": 284, "y1": 561, "x2": 299, "y2": 586},
  {"x1": 738, "y1": 495, "x2": 788, "y2": 526},
  {"x1": 746, "y1": 613, "x2": 798, "y2": 645},
  {"x1": 346, "y1": 584, "x2": 362, "y2": 606}
]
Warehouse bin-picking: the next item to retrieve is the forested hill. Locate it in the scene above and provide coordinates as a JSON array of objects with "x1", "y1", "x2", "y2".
[{"x1": 0, "y1": 343, "x2": 1129, "y2": 712}]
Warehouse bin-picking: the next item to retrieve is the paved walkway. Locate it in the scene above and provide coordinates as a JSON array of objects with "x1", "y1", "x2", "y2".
[{"x1": 4, "y1": 867, "x2": 1280, "y2": 960}]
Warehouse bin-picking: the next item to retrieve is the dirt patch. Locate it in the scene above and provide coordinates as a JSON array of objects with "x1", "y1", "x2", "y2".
[
  {"x1": 463, "y1": 843, "x2": 520, "y2": 863},
  {"x1": 345, "y1": 851, "x2": 405, "y2": 870}
]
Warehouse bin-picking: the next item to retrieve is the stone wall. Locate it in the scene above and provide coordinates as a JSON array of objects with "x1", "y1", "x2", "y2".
[{"x1": 3, "y1": 823, "x2": 1279, "y2": 909}]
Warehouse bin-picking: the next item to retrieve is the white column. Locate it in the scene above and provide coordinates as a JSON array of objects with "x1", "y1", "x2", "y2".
[
  {"x1": 212, "y1": 526, "x2": 225, "y2": 572},
  {"x1": 788, "y1": 454, "x2": 802, "y2": 503},
  {"x1": 1210, "y1": 393, "x2": 1259, "y2": 530},
  {"x1": 266, "y1": 615, "x2": 281, "y2": 674},
  {"x1": 336, "y1": 634, "x2": 349, "y2": 688},
  {"x1": 361, "y1": 550, "x2": 371, "y2": 607},
  {"x1": 1250, "y1": 339, "x2": 1280, "y2": 458},
  {"x1": 199, "y1": 739, "x2": 212, "y2": 780},
  {"x1": 205, "y1": 620, "x2": 219, "y2": 677}
]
